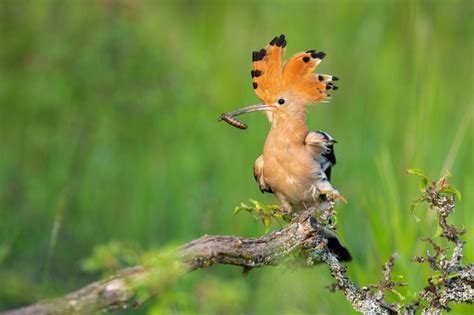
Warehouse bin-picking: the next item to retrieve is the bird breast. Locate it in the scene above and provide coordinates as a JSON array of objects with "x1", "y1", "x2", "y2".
[{"x1": 263, "y1": 136, "x2": 320, "y2": 204}]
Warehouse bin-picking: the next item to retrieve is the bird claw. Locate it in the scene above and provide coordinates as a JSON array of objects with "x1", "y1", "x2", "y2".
[{"x1": 320, "y1": 189, "x2": 347, "y2": 204}]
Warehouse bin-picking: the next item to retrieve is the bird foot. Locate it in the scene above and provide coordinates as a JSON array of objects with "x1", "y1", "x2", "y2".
[{"x1": 320, "y1": 189, "x2": 347, "y2": 204}]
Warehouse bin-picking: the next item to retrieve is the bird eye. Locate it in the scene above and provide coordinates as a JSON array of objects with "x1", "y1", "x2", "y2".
[{"x1": 277, "y1": 98, "x2": 286, "y2": 105}]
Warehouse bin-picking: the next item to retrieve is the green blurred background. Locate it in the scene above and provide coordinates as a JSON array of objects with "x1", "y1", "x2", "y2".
[{"x1": 0, "y1": 0, "x2": 472, "y2": 314}]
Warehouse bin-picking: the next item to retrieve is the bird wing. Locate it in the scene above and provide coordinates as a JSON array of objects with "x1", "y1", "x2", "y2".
[
  {"x1": 304, "y1": 131, "x2": 337, "y2": 181},
  {"x1": 254, "y1": 155, "x2": 272, "y2": 194}
]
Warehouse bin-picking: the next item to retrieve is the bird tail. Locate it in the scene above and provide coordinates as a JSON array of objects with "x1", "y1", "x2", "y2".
[{"x1": 323, "y1": 228, "x2": 352, "y2": 261}]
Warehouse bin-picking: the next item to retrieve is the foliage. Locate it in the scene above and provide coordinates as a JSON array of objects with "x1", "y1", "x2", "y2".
[
  {"x1": 234, "y1": 199, "x2": 291, "y2": 232},
  {"x1": 407, "y1": 169, "x2": 461, "y2": 210}
]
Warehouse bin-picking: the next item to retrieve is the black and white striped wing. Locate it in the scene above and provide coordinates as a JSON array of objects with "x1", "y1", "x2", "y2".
[{"x1": 305, "y1": 131, "x2": 337, "y2": 181}]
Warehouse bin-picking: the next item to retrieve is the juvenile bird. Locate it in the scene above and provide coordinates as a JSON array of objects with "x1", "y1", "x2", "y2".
[{"x1": 222, "y1": 34, "x2": 343, "y2": 213}]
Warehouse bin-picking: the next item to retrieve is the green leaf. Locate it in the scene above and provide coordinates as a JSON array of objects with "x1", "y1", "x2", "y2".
[
  {"x1": 431, "y1": 271, "x2": 443, "y2": 278},
  {"x1": 262, "y1": 217, "x2": 272, "y2": 233},
  {"x1": 407, "y1": 168, "x2": 426, "y2": 177},
  {"x1": 446, "y1": 272, "x2": 460, "y2": 279},
  {"x1": 430, "y1": 271, "x2": 443, "y2": 284},
  {"x1": 418, "y1": 177, "x2": 428, "y2": 192},
  {"x1": 250, "y1": 199, "x2": 270, "y2": 214},
  {"x1": 234, "y1": 202, "x2": 251, "y2": 215},
  {"x1": 232, "y1": 200, "x2": 286, "y2": 231},
  {"x1": 430, "y1": 278, "x2": 439, "y2": 285},
  {"x1": 439, "y1": 184, "x2": 462, "y2": 200},
  {"x1": 390, "y1": 289, "x2": 406, "y2": 302},
  {"x1": 263, "y1": 217, "x2": 271, "y2": 228}
]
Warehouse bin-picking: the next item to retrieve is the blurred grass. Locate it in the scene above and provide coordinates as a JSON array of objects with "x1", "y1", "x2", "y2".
[{"x1": 0, "y1": 0, "x2": 472, "y2": 314}]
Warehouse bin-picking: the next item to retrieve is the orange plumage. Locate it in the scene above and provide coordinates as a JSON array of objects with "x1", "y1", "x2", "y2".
[{"x1": 251, "y1": 34, "x2": 335, "y2": 106}]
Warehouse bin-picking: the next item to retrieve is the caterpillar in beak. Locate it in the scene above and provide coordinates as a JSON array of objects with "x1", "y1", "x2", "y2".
[{"x1": 219, "y1": 113, "x2": 248, "y2": 130}]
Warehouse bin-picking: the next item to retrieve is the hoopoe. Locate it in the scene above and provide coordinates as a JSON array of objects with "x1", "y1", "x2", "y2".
[{"x1": 221, "y1": 34, "x2": 343, "y2": 213}]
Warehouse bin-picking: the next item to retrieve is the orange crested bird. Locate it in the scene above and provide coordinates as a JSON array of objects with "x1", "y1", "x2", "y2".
[{"x1": 220, "y1": 34, "x2": 344, "y2": 213}]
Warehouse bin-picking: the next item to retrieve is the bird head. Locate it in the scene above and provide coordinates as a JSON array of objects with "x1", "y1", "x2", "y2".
[{"x1": 223, "y1": 34, "x2": 338, "y2": 123}]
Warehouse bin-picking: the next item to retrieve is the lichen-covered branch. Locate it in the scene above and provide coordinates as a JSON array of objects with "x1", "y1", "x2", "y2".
[
  {"x1": 319, "y1": 173, "x2": 473, "y2": 315},
  {"x1": 409, "y1": 179, "x2": 474, "y2": 314},
  {"x1": 323, "y1": 252, "x2": 399, "y2": 314}
]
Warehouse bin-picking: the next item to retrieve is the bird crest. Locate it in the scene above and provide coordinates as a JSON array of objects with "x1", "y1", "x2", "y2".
[{"x1": 251, "y1": 34, "x2": 338, "y2": 106}]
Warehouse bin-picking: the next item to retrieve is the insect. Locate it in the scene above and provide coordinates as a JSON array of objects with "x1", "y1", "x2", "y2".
[{"x1": 219, "y1": 113, "x2": 248, "y2": 130}]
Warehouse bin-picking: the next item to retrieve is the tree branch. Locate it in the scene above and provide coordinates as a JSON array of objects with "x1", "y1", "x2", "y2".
[
  {"x1": 179, "y1": 209, "x2": 316, "y2": 270},
  {"x1": 3, "y1": 206, "x2": 350, "y2": 315}
]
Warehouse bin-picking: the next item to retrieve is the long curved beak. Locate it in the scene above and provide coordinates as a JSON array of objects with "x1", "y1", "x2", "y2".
[{"x1": 218, "y1": 104, "x2": 272, "y2": 121}]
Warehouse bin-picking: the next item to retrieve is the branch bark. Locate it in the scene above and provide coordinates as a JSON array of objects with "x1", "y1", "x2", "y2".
[{"x1": 3, "y1": 208, "x2": 350, "y2": 315}]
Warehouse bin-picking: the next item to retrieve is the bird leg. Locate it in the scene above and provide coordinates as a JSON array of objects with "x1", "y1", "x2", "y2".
[
  {"x1": 320, "y1": 189, "x2": 347, "y2": 204},
  {"x1": 315, "y1": 177, "x2": 347, "y2": 204},
  {"x1": 274, "y1": 193, "x2": 295, "y2": 217},
  {"x1": 280, "y1": 199, "x2": 294, "y2": 215}
]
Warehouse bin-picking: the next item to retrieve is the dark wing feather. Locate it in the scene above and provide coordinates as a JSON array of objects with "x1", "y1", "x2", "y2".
[
  {"x1": 322, "y1": 143, "x2": 336, "y2": 181},
  {"x1": 324, "y1": 166, "x2": 332, "y2": 182}
]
